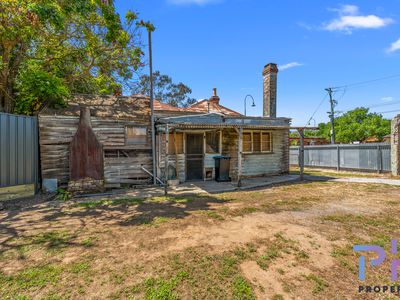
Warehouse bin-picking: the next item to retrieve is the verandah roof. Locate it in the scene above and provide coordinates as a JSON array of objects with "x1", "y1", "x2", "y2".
[{"x1": 156, "y1": 113, "x2": 291, "y2": 131}]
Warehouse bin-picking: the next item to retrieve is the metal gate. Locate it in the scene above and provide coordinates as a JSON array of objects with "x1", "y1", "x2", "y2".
[{"x1": 0, "y1": 113, "x2": 39, "y2": 192}]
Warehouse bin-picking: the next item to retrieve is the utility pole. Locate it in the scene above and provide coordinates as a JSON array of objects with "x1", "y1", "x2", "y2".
[
  {"x1": 148, "y1": 30, "x2": 157, "y2": 185},
  {"x1": 325, "y1": 88, "x2": 336, "y2": 144}
]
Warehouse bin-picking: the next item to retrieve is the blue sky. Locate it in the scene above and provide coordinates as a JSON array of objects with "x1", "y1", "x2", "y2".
[{"x1": 115, "y1": 0, "x2": 400, "y2": 126}]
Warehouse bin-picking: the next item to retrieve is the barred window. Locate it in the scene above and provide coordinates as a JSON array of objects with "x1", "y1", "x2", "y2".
[
  {"x1": 206, "y1": 131, "x2": 220, "y2": 153},
  {"x1": 126, "y1": 126, "x2": 147, "y2": 145}
]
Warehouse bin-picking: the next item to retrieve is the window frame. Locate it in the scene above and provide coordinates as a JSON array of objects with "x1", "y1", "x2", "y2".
[
  {"x1": 242, "y1": 130, "x2": 273, "y2": 154},
  {"x1": 125, "y1": 126, "x2": 148, "y2": 145},
  {"x1": 205, "y1": 130, "x2": 221, "y2": 154}
]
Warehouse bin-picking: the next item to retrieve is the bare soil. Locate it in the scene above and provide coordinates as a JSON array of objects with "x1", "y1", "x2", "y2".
[{"x1": 1, "y1": 181, "x2": 400, "y2": 299}]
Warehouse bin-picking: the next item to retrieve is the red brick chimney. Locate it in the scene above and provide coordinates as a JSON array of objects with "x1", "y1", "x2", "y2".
[
  {"x1": 209, "y1": 88, "x2": 220, "y2": 105},
  {"x1": 263, "y1": 63, "x2": 278, "y2": 118}
]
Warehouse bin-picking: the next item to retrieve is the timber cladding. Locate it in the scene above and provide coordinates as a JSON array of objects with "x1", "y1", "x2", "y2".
[
  {"x1": 39, "y1": 95, "x2": 152, "y2": 187},
  {"x1": 222, "y1": 128, "x2": 289, "y2": 180}
]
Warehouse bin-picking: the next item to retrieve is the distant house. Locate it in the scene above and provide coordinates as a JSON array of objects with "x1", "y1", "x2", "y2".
[
  {"x1": 38, "y1": 63, "x2": 291, "y2": 192},
  {"x1": 290, "y1": 136, "x2": 328, "y2": 146}
]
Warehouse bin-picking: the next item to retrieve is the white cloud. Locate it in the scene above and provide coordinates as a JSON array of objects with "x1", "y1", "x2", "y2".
[
  {"x1": 338, "y1": 4, "x2": 359, "y2": 15},
  {"x1": 381, "y1": 96, "x2": 394, "y2": 102},
  {"x1": 323, "y1": 4, "x2": 393, "y2": 33},
  {"x1": 168, "y1": 0, "x2": 220, "y2": 5},
  {"x1": 279, "y1": 62, "x2": 304, "y2": 71},
  {"x1": 387, "y1": 38, "x2": 400, "y2": 53}
]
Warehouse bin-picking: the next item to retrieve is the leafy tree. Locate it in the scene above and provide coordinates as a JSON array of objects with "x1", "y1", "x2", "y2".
[
  {"x1": 0, "y1": 0, "x2": 151, "y2": 114},
  {"x1": 132, "y1": 71, "x2": 196, "y2": 107},
  {"x1": 316, "y1": 107, "x2": 391, "y2": 143}
]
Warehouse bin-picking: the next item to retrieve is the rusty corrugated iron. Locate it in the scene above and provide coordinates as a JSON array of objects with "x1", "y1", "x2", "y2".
[{"x1": 69, "y1": 107, "x2": 103, "y2": 181}]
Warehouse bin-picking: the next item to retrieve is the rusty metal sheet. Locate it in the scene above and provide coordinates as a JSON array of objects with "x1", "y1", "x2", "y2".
[{"x1": 70, "y1": 107, "x2": 103, "y2": 180}]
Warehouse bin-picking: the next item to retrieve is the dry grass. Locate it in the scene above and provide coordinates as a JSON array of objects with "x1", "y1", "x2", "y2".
[
  {"x1": 290, "y1": 166, "x2": 400, "y2": 179},
  {"x1": 1, "y1": 181, "x2": 400, "y2": 299}
]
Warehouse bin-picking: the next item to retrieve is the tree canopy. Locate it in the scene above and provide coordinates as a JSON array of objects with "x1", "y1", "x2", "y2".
[
  {"x1": 316, "y1": 107, "x2": 391, "y2": 143},
  {"x1": 0, "y1": 0, "x2": 151, "y2": 115},
  {"x1": 132, "y1": 71, "x2": 196, "y2": 107}
]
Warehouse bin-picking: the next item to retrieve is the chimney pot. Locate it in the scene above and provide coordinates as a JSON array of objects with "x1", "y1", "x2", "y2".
[{"x1": 263, "y1": 63, "x2": 278, "y2": 118}]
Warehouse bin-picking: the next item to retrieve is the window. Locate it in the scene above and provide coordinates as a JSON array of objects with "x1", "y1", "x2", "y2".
[
  {"x1": 243, "y1": 133, "x2": 252, "y2": 152},
  {"x1": 126, "y1": 126, "x2": 147, "y2": 144},
  {"x1": 242, "y1": 131, "x2": 272, "y2": 153},
  {"x1": 253, "y1": 132, "x2": 261, "y2": 152},
  {"x1": 261, "y1": 132, "x2": 272, "y2": 152},
  {"x1": 206, "y1": 131, "x2": 220, "y2": 153},
  {"x1": 168, "y1": 132, "x2": 184, "y2": 154}
]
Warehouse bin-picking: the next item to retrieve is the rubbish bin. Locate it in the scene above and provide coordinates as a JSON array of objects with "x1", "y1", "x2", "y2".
[{"x1": 214, "y1": 156, "x2": 231, "y2": 182}]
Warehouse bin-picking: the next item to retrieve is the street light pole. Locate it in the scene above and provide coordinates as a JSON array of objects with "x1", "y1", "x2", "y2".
[
  {"x1": 244, "y1": 95, "x2": 256, "y2": 116},
  {"x1": 148, "y1": 30, "x2": 157, "y2": 185}
]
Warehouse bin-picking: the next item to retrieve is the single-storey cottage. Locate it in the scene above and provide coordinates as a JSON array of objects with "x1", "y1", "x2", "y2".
[{"x1": 38, "y1": 63, "x2": 290, "y2": 192}]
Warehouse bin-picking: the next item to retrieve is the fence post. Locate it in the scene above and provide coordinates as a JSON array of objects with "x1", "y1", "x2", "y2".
[
  {"x1": 336, "y1": 145, "x2": 340, "y2": 171},
  {"x1": 298, "y1": 129, "x2": 305, "y2": 180},
  {"x1": 377, "y1": 144, "x2": 382, "y2": 174}
]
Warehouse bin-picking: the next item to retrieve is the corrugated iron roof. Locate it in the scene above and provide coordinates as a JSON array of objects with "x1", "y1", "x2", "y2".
[
  {"x1": 156, "y1": 113, "x2": 291, "y2": 129},
  {"x1": 154, "y1": 99, "x2": 241, "y2": 116}
]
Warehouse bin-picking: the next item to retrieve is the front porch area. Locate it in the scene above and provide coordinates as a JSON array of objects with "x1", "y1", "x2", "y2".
[
  {"x1": 174, "y1": 174, "x2": 299, "y2": 194},
  {"x1": 71, "y1": 174, "x2": 300, "y2": 202},
  {"x1": 155, "y1": 113, "x2": 291, "y2": 185}
]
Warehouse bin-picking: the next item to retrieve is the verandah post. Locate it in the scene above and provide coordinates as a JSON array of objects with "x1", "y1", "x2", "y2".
[{"x1": 237, "y1": 127, "x2": 243, "y2": 187}]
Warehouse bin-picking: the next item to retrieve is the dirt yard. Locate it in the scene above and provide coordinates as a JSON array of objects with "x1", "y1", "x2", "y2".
[{"x1": 1, "y1": 180, "x2": 400, "y2": 299}]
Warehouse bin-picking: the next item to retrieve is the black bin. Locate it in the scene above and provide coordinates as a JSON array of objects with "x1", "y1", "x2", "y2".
[{"x1": 214, "y1": 156, "x2": 231, "y2": 182}]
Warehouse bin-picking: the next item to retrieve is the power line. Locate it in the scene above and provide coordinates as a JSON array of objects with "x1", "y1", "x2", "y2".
[
  {"x1": 376, "y1": 109, "x2": 400, "y2": 114},
  {"x1": 331, "y1": 73, "x2": 400, "y2": 90},
  {"x1": 304, "y1": 93, "x2": 328, "y2": 127}
]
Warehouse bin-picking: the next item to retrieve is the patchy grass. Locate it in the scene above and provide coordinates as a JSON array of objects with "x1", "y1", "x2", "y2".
[
  {"x1": 81, "y1": 236, "x2": 98, "y2": 248},
  {"x1": 305, "y1": 274, "x2": 328, "y2": 294},
  {"x1": 2, "y1": 181, "x2": 400, "y2": 299},
  {"x1": 232, "y1": 275, "x2": 255, "y2": 300},
  {"x1": 73, "y1": 197, "x2": 144, "y2": 208},
  {"x1": 204, "y1": 210, "x2": 225, "y2": 220},
  {"x1": 290, "y1": 166, "x2": 396, "y2": 179}
]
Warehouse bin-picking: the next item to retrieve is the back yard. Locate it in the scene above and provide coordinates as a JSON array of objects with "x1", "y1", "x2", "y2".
[{"x1": 1, "y1": 180, "x2": 400, "y2": 299}]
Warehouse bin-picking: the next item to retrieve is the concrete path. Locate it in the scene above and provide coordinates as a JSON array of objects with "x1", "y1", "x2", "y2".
[
  {"x1": 72, "y1": 174, "x2": 400, "y2": 203},
  {"x1": 72, "y1": 175, "x2": 301, "y2": 202},
  {"x1": 305, "y1": 175, "x2": 400, "y2": 186}
]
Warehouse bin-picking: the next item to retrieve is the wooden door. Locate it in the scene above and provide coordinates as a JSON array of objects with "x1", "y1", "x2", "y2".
[{"x1": 186, "y1": 134, "x2": 203, "y2": 180}]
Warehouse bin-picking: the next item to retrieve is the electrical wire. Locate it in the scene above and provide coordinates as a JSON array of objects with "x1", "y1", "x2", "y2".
[
  {"x1": 331, "y1": 73, "x2": 400, "y2": 90},
  {"x1": 304, "y1": 93, "x2": 328, "y2": 127},
  {"x1": 376, "y1": 109, "x2": 400, "y2": 114}
]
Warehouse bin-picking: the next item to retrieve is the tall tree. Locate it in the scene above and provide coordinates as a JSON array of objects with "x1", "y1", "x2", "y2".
[
  {"x1": 0, "y1": 0, "x2": 150, "y2": 114},
  {"x1": 132, "y1": 71, "x2": 196, "y2": 107},
  {"x1": 316, "y1": 107, "x2": 391, "y2": 143}
]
